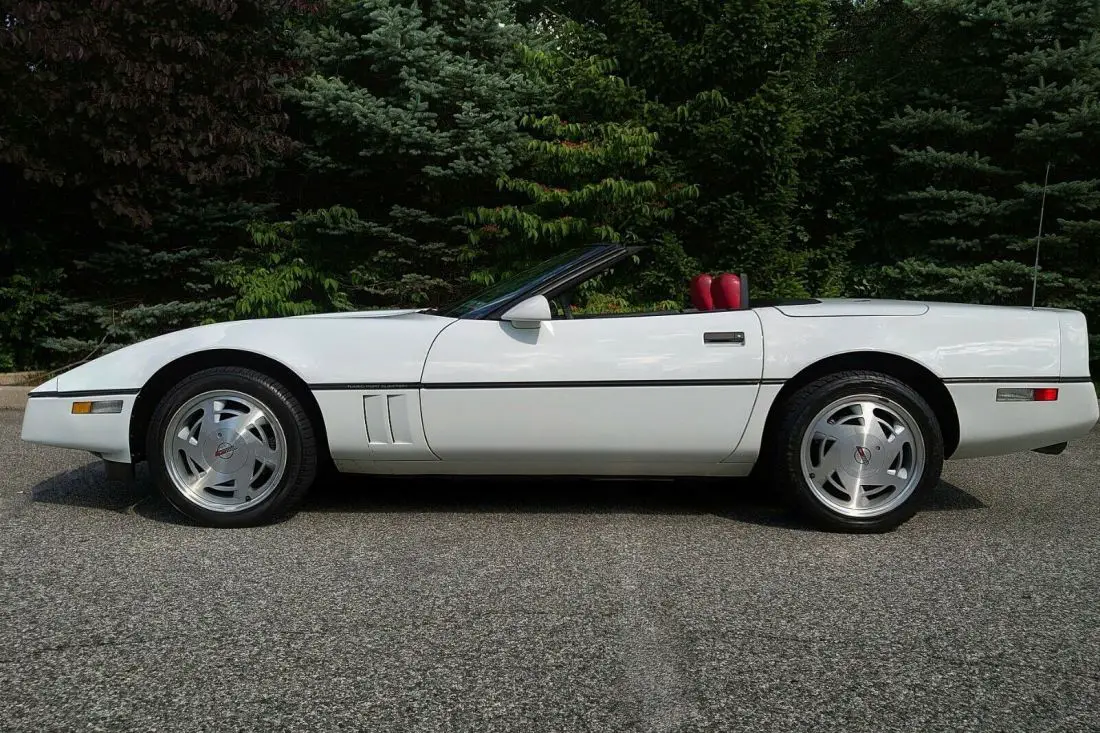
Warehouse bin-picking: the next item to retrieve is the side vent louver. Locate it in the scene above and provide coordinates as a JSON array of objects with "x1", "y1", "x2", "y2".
[{"x1": 364, "y1": 393, "x2": 414, "y2": 445}]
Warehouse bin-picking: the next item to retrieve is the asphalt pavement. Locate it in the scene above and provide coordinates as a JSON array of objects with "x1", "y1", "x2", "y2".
[{"x1": 1, "y1": 410, "x2": 1098, "y2": 732}]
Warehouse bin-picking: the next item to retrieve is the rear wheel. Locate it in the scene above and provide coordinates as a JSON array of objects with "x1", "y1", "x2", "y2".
[
  {"x1": 147, "y1": 367, "x2": 318, "y2": 527},
  {"x1": 770, "y1": 370, "x2": 944, "y2": 533}
]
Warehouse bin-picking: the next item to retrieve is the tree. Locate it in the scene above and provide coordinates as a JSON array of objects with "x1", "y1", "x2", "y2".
[
  {"x1": 0, "y1": 0, "x2": 297, "y2": 226},
  {"x1": 467, "y1": 29, "x2": 700, "y2": 301},
  {"x1": 0, "y1": 0, "x2": 305, "y2": 368},
  {"x1": 528, "y1": 0, "x2": 841, "y2": 298},
  {"x1": 857, "y1": 0, "x2": 1100, "y2": 357},
  {"x1": 223, "y1": 0, "x2": 539, "y2": 314}
]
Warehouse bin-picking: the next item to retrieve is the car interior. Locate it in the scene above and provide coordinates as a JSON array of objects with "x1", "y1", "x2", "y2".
[{"x1": 547, "y1": 269, "x2": 820, "y2": 320}]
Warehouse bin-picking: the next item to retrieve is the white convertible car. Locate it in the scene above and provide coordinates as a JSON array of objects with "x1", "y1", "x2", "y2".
[{"x1": 20, "y1": 244, "x2": 1099, "y2": 532}]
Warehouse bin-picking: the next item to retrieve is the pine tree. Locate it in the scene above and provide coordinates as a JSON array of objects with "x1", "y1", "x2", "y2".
[
  {"x1": 229, "y1": 0, "x2": 538, "y2": 313},
  {"x1": 867, "y1": 0, "x2": 1100, "y2": 356}
]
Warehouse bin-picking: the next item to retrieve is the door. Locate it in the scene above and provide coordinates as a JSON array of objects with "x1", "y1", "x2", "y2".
[{"x1": 418, "y1": 310, "x2": 764, "y2": 465}]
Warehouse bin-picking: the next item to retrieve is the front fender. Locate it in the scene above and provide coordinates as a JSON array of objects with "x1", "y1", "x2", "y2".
[{"x1": 51, "y1": 314, "x2": 456, "y2": 394}]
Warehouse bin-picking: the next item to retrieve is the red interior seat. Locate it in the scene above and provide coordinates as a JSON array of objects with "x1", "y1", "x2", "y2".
[
  {"x1": 711, "y1": 273, "x2": 742, "y2": 310},
  {"x1": 690, "y1": 274, "x2": 714, "y2": 311}
]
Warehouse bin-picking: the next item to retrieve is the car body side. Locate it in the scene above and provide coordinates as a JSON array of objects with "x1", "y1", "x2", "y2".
[
  {"x1": 746, "y1": 301, "x2": 1097, "y2": 462},
  {"x1": 20, "y1": 299, "x2": 1098, "y2": 473}
]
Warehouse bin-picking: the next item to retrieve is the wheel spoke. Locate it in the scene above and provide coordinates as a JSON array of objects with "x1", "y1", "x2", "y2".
[
  {"x1": 883, "y1": 437, "x2": 910, "y2": 477},
  {"x1": 220, "y1": 408, "x2": 265, "y2": 439},
  {"x1": 228, "y1": 464, "x2": 260, "y2": 498},
  {"x1": 173, "y1": 435, "x2": 209, "y2": 471},
  {"x1": 241, "y1": 426, "x2": 279, "y2": 467},
  {"x1": 811, "y1": 441, "x2": 843, "y2": 485},
  {"x1": 254, "y1": 439, "x2": 281, "y2": 468},
  {"x1": 827, "y1": 466, "x2": 853, "y2": 493},
  {"x1": 190, "y1": 399, "x2": 220, "y2": 443},
  {"x1": 857, "y1": 401, "x2": 880, "y2": 420},
  {"x1": 857, "y1": 466, "x2": 894, "y2": 488},
  {"x1": 190, "y1": 468, "x2": 232, "y2": 493},
  {"x1": 847, "y1": 483, "x2": 868, "y2": 510},
  {"x1": 815, "y1": 421, "x2": 861, "y2": 444}
]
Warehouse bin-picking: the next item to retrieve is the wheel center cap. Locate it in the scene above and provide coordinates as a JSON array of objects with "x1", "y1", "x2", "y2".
[
  {"x1": 214, "y1": 441, "x2": 238, "y2": 460},
  {"x1": 853, "y1": 445, "x2": 872, "y2": 465},
  {"x1": 203, "y1": 431, "x2": 250, "y2": 474}
]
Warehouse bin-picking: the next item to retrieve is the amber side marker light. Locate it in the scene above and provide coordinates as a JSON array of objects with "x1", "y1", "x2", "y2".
[
  {"x1": 71, "y1": 400, "x2": 124, "y2": 415},
  {"x1": 996, "y1": 387, "x2": 1059, "y2": 402}
]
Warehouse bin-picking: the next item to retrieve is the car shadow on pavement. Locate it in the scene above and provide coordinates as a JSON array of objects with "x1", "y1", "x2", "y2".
[
  {"x1": 29, "y1": 460, "x2": 150, "y2": 512},
  {"x1": 301, "y1": 473, "x2": 986, "y2": 530},
  {"x1": 27, "y1": 461, "x2": 985, "y2": 529}
]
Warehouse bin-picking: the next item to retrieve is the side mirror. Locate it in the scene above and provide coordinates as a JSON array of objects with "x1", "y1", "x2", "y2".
[{"x1": 500, "y1": 295, "x2": 551, "y2": 328}]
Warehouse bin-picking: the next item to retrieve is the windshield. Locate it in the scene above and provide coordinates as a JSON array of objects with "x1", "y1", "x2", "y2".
[{"x1": 437, "y1": 247, "x2": 594, "y2": 318}]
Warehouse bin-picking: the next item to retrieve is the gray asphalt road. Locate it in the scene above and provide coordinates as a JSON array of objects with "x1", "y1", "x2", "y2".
[{"x1": 1, "y1": 411, "x2": 1098, "y2": 733}]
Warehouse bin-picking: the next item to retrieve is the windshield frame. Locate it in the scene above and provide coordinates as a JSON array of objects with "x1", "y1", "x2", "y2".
[{"x1": 436, "y1": 244, "x2": 629, "y2": 319}]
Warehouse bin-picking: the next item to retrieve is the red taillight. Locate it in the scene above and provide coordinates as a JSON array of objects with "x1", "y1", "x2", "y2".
[
  {"x1": 1033, "y1": 387, "x2": 1059, "y2": 402},
  {"x1": 996, "y1": 387, "x2": 1060, "y2": 402}
]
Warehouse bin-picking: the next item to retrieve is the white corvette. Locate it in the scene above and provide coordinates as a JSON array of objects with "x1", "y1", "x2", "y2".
[{"x1": 20, "y1": 244, "x2": 1099, "y2": 532}]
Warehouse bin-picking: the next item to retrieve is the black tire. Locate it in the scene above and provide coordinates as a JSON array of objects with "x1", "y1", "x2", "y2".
[
  {"x1": 769, "y1": 370, "x2": 944, "y2": 533},
  {"x1": 146, "y1": 366, "x2": 318, "y2": 527}
]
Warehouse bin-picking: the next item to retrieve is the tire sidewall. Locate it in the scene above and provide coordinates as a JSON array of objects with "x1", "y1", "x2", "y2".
[
  {"x1": 147, "y1": 370, "x2": 310, "y2": 527},
  {"x1": 777, "y1": 373, "x2": 945, "y2": 533}
]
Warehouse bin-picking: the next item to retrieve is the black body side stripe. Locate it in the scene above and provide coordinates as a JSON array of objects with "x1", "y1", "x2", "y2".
[
  {"x1": 27, "y1": 388, "x2": 142, "y2": 399},
  {"x1": 942, "y1": 376, "x2": 1094, "y2": 384},
  {"x1": 309, "y1": 378, "x2": 780, "y2": 390},
  {"x1": 423, "y1": 379, "x2": 764, "y2": 389},
  {"x1": 308, "y1": 375, "x2": 1093, "y2": 391},
  {"x1": 310, "y1": 383, "x2": 421, "y2": 391}
]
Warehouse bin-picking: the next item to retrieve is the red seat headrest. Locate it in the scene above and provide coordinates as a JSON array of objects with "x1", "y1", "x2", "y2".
[
  {"x1": 711, "y1": 273, "x2": 742, "y2": 310},
  {"x1": 690, "y1": 274, "x2": 714, "y2": 311}
]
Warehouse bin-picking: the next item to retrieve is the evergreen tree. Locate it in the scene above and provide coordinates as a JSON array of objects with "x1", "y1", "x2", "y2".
[
  {"x1": 226, "y1": 0, "x2": 538, "y2": 313},
  {"x1": 863, "y1": 0, "x2": 1100, "y2": 356}
]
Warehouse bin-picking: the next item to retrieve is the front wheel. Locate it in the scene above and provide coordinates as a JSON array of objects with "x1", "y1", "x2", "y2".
[
  {"x1": 770, "y1": 371, "x2": 944, "y2": 533},
  {"x1": 146, "y1": 366, "x2": 319, "y2": 527}
]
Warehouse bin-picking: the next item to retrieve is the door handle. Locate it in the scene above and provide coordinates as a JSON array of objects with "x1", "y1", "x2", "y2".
[{"x1": 703, "y1": 331, "x2": 745, "y2": 345}]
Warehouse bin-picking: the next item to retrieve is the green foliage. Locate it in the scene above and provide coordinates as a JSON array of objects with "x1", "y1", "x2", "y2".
[
  {"x1": 269, "y1": 0, "x2": 538, "y2": 309},
  {"x1": 217, "y1": 215, "x2": 353, "y2": 318},
  {"x1": 569, "y1": 291, "x2": 681, "y2": 316},
  {"x1": 850, "y1": 0, "x2": 1100, "y2": 356},
  {"x1": 529, "y1": 0, "x2": 844, "y2": 299},
  {"x1": 467, "y1": 36, "x2": 699, "y2": 292},
  {"x1": 0, "y1": 267, "x2": 68, "y2": 370}
]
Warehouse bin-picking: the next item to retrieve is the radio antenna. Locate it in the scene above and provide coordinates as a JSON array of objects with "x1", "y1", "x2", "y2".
[{"x1": 1031, "y1": 161, "x2": 1052, "y2": 309}]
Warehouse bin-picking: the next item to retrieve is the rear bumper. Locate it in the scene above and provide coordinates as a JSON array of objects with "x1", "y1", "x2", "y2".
[
  {"x1": 20, "y1": 393, "x2": 136, "y2": 463},
  {"x1": 949, "y1": 381, "x2": 1099, "y2": 459}
]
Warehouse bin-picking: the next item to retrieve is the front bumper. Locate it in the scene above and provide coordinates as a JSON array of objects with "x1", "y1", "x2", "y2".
[{"x1": 20, "y1": 392, "x2": 137, "y2": 463}]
